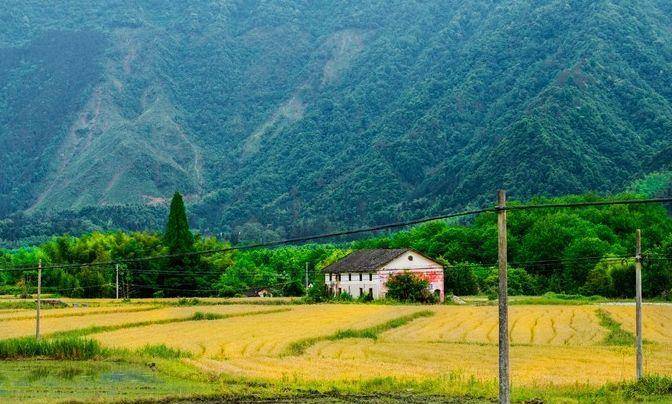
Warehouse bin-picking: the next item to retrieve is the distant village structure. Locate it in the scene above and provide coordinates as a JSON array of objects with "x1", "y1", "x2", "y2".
[{"x1": 322, "y1": 249, "x2": 444, "y2": 302}]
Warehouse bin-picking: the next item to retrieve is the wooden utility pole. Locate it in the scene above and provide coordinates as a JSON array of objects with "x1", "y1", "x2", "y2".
[
  {"x1": 497, "y1": 190, "x2": 510, "y2": 404},
  {"x1": 36, "y1": 259, "x2": 42, "y2": 340},
  {"x1": 116, "y1": 263, "x2": 120, "y2": 300},
  {"x1": 635, "y1": 229, "x2": 643, "y2": 380}
]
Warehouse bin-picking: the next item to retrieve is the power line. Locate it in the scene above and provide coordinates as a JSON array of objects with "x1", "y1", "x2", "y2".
[
  {"x1": 504, "y1": 197, "x2": 672, "y2": 211},
  {"x1": 0, "y1": 205, "x2": 494, "y2": 272},
  {"x1": 21, "y1": 283, "x2": 114, "y2": 293},
  {"x1": 2, "y1": 196, "x2": 672, "y2": 273}
]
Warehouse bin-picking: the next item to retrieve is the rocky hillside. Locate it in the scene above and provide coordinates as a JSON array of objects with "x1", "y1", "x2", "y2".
[{"x1": 1, "y1": 0, "x2": 671, "y2": 243}]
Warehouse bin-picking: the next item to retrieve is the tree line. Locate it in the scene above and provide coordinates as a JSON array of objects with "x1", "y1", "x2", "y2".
[{"x1": 1, "y1": 193, "x2": 672, "y2": 300}]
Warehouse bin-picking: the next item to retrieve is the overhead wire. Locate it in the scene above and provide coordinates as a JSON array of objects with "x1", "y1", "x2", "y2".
[{"x1": 1, "y1": 196, "x2": 671, "y2": 274}]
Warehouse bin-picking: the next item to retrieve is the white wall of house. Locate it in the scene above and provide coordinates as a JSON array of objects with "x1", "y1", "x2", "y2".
[
  {"x1": 324, "y1": 272, "x2": 383, "y2": 298},
  {"x1": 379, "y1": 251, "x2": 444, "y2": 302},
  {"x1": 323, "y1": 250, "x2": 444, "y2": 302}
]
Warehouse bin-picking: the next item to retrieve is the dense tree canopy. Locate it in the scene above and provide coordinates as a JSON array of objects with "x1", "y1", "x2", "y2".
[
  {"x1": 1, "y1": 194, "x2": 672, "y2": 300},
  {"x1": 1, "y1": 1, "x2": 671, "y2": 243}
]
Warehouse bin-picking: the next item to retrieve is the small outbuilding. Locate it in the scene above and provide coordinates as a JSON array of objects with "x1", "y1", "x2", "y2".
[
  {"x1": 322, "y1": 248, "x2": 444, "y2": 302},
  {"x1": 245, "y1": 287, "x2": 273, "y2": 298}
]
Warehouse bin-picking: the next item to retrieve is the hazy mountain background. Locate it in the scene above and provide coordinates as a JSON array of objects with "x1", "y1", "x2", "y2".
[{"x1": 1, "y1": 0, "x2": 672, "y2": 246}]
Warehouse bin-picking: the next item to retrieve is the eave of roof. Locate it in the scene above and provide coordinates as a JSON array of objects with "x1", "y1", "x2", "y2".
[{"x1": 322, "y1": 248, "x2": 411, "y2": 273}]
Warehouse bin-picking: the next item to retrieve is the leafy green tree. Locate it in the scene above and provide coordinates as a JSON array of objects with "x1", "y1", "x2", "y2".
[
  {"x1": 610, "y1": 261, "x2": 636, "y2": 298},
  {"x1": 581, "y1": 259, "x2": 616, "y2": 297},
  {"x1": 561, "y1": 237, "x2": 611, "y2": 293},
  {"x1": 385, "y1": 272, "x2": 435, "y2": 303},
  {"x1": 444, "y1": 263, "x2": 478, "y2": 296}
]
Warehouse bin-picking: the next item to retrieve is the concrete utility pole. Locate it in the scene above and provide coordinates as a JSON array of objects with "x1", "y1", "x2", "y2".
[
  {"x1": 116, "y1": 263, "x2": 120, "y2": 300},
  {"x1": 497, "y1": 190, "x2": 510, "y2": 404},
  {"x1": 635, "y1": 229, "x2": 643, "y2": 380},
  {"x1": 36, "y1": 259, "x2": 42, "y2": 340}
]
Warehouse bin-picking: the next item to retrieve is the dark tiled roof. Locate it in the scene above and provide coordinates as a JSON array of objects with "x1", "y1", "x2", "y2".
[
  {"x1": 322, "y1": 249, "x2": 410, "y2": 273},
  {"x1": 245, "y1": 287, "x2": 271, "y2": 297}
]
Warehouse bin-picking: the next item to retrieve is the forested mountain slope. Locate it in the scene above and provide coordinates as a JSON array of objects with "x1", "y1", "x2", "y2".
[{"x1": 1, "y1": 0, "x2": 671, "y2": 243}]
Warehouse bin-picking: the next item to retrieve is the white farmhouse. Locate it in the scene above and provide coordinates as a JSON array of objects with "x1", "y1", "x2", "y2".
[{"x1": 323, "y1": 248, "x2": 444, "y2": 302}]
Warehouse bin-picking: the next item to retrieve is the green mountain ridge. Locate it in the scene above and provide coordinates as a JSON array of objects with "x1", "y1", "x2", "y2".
[{"x1": 1, "y1": 0, "x2": 672, "y2": 243}]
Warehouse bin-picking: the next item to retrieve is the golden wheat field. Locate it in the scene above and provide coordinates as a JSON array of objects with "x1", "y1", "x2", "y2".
[
  {"x1": 0, "y1": 304, "x2": 160, "y2": 322},
  {"x1": 601, "y1": 304, "x2": 672, "y2": 344},
  {"x1": 382, "y1": 305, "x2": 606, "y2": 345},
  {"x1": 0, "y1": 304, "x2": 276, "y2": 339},
  {"x1": 92, "y1": 304, "x2": 422, "y2": 357},
  {"x1": 2, "y1": 300, "x2": 671, "y2": 388}
]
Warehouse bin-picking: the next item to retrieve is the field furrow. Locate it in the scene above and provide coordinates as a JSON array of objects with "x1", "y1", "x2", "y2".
[
  {"x1": 381, "y1": 306, "x2": 606, "y2": 345},
  {"x1": 193, "y1": 342, "x2": 672, "y2": 386},
  {"x1": 601, "y1": 305, "x2": 672, "y2": 344},
  {"x1": 92, "y1": 305, "x2": 421, "y2": 357}
]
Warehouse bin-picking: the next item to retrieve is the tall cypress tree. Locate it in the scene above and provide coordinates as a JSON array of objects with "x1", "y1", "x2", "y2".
[
  {"x1": 164, "y1": 192, "x2": 194, "y2": 254},
  {"x1": 161, "y1": 192, "x2": 195, "y2": 296}
]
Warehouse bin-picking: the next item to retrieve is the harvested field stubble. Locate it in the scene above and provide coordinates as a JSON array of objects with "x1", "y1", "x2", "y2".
[
  {"x1": 382, "y1": 305, "x2": 606, "y2": 345},
  {"x1": 602, "y1": 305, "x2": 672, "y2": 344},
  {"x1": 93, "y1": 305, "x2": 423, "y2": 357},
  {"x1": 0, "y1": 304, "x2": 278, "y2": 339},
  {"x1": 2, "y1": 301, "x2": 671, "y2": 389}
]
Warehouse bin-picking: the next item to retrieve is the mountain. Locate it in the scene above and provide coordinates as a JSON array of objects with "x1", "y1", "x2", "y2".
[{"x1": 1, "y1": 0, "x2": 672, "y2": 244}]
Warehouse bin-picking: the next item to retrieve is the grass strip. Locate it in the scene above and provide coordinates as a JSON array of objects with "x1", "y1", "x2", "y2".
[
  {"x1": 0, "y1": 336, "x2": 194, "y2": 360},
  {"x1": 47, "y1": 307, "x2": 291, "y2": 339},
  {"x1": 285, "y1": 310, "x2": 434, "y2": 356},
  {"x1": 134, "y1": 343, "x2": 194, "y2": 359},
  {"x1": 510, "y1": 293, "x2": 608, "y2": 306},
  {"x1": 595, "y1": 308, "x2": 635, "y2": 346},
  {"x1": 0, "y1": 336, "x2": 105, "y2": 360}
]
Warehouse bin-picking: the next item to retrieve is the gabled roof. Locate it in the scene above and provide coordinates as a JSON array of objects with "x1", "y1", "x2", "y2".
[{"x1": 322, "y1": 249, "x2": 411, "y2": 273}]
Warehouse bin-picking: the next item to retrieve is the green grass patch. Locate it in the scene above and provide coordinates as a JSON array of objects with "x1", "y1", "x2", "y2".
[
  {"x1": 618, "y1": 375, "x2": 672, "y2": 398},
  {"x1": 191, "y1": 311, "x2": 229, "y2": 320},
  {"x1": 0, "y1": 360, "x2": 215, "y2": 402},
  {"x1": 596, "y1": 308, "x2": 635, "y2": 346},
  {"x1": 135, "y1": 344, "x2": 193, "y2": 359},
  {"x1": 511, "y1": 292, "x2": 608, "y2": 306},
  {"x1": 0, "y1": 301, "x2": 38, "y2": 310},
  {"x1": 0, "y1": 337, "x2": 105, "y2": 360},
  {"x1": 0, "y1": 338, "x2": 192, "y2": 361},
  {"x1": 285, "y1": 310, "x2": 434, "y2": 356}
]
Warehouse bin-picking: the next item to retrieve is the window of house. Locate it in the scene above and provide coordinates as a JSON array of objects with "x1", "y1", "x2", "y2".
[
  {"x1": 337, "y1": 274, "x2": 341, "y2": 282},
  {"x1": 338, "y1": 288, "x2": 342, "y2": 294},
  {"x1": 369, "y1": 273, "x2": 373, "y2": 281},
  {"x1": 348, "y1": 273, "x2": 352, "y2": 281},
  {"x1": 329, "y1": 273, "x2": 332, "y2": 281},
  {"x1": 359, "y1": 273, "x2": 362, "y2": 281},
  {"x1": 369, "y1": 287, "x2": 373, "y2": 297},
  {"x1": 359, "y1": 288, "x2": 363, "y2": 296},
  {"x1": 408, "y1": 255, "x2": 414, "y2": 261}
]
